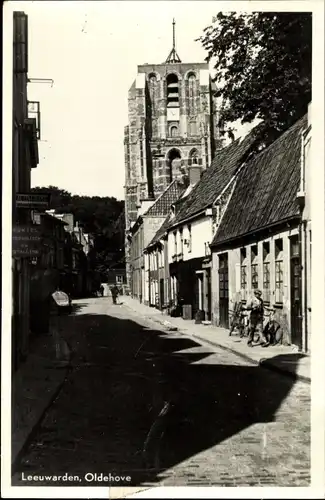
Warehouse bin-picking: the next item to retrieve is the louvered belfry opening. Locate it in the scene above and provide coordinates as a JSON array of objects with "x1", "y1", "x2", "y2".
[{"x1": 166, "y1": 73, "x2": 179, "y2": 108}]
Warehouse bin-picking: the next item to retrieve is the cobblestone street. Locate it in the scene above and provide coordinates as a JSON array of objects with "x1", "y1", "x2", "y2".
[{"x1": 12, "y1": 298, "x2": 310, "y2": 487}]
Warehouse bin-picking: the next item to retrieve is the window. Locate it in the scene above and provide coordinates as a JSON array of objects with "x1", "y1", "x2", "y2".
[
  {"x1": 189, "y1": 149, "x2": 199, "y2": 165},
  {"x1": 187, "y1": 225, "x2": 192, "y2": 252},
  {"x1": 148, "y1": 73, "x2": 158, "y2": 123},
  {"x1": 187, "y1": 73, "x2": 197, "y2": 115},
  {"x1": 251, "y1": 245, "x2": 258, "y2": 289},
  {"x1": 170, "y1": 125, "x2": 178, "y2": 137},
  {"x1": 140, "y1": 138, "x2": 144, "y2": 178},
  {"x1": 275, "y1": 239, "x2": 284, "y2": 303},
  {"x1": 189, "y1": 121, "x2": 197, "y2": 136},
  {"x1": 180, "y1": 229, "x2": 183, "y2": 256},
  {"x1": 173, "y1": 232, "x2": 177, "y2": 257},
  {"x1": 263, "y1": 242, "x2": 270, "y2": 303},
  {"x1": 166, "y1": 73, "x2": 179, "y2": 108},
  {"x1": 240, "y1": 248, "x2": 247, "y2": 300}
]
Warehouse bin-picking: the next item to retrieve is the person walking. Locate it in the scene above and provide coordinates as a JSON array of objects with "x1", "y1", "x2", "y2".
[
  {"x1": 110, "y1": 284, "x2": 119, "y2": 305},
  {"x1": 244, "y1": 289, "x2": 267, "y2": 347}
]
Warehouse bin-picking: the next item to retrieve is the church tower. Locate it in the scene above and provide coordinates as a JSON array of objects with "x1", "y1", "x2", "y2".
[{"x1": 124, "y1": 20, "x2": 216, "y2": 284}]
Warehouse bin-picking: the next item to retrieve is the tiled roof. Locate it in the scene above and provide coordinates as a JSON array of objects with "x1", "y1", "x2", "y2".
[
  {"x1": 145, "y1": 188, "x2": 192, "y2": 249},
  {"x1": 212, "y1": 115, "x2": 307, "y2": 247},
  {"x1": 144, "y1": 180, "x2": 185, "y2": 217},
  {"x1": 169, "y1": 128, "x2": 258, "y2": 227},
  {"x1": 146, "y1": 213, "x2": 173, "y2": 248}
]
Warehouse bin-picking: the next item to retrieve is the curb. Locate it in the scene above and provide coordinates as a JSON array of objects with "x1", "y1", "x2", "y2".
[
  {"x1": 12, "y1": 337, "x2": 72, "y2": 470},
  {"x1": 123, "y1": 302, "x2": 310, "y2": 384}
]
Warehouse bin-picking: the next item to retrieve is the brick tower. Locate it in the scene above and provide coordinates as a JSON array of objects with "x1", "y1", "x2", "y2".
[{"x1": 124, "y1": 20, "x2": 216, "y2": 286}]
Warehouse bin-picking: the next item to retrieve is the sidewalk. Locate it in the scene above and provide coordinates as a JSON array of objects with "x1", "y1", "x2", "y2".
[
  {"x1": 121, "y1": 296, "x2": 310, "y2": 383},
  {"x1": 11, "y1": 315, "x2": 71, "y2": 467}
]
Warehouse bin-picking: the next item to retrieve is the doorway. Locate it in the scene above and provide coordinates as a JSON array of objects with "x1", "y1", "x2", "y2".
[
  {"x1": 218, "y1": 253, "x2": 229, "y2": 328},
  {"x1": 290, "y1": 236, "x2": 302, "y2": 349}
]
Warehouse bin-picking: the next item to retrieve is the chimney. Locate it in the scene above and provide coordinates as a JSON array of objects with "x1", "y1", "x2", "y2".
[{"x1": 188, "y1": 165, "x2": 202, "y2": 186}]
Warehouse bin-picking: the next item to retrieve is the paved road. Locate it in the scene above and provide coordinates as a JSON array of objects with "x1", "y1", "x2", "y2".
[{"x1": 12, "y1": 298, "x2": 310, "y2": 487}]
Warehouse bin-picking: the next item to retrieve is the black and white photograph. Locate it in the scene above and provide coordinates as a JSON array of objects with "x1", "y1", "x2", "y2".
[{"x1": 2, "y1": 1, "x2": 325, "y2": 498}]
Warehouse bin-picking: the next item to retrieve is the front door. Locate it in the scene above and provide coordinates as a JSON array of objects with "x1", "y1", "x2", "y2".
[
  {"x1": 159, "y1": 278, "x2": 164, "y2": 309},
  {"x1": 290, "y1": 236, "x2": 302, "y2": 349},
  {"x1": 206, "y1": 268, "x2": 212, "y2": 321},
  {"x1": 219, "y1": 253, "x2": 229, "y2": 328}
]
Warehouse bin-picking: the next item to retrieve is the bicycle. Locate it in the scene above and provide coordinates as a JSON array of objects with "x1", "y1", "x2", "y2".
[{"x1": 229, "y1": 302, "x2": 249, "y2": 338}]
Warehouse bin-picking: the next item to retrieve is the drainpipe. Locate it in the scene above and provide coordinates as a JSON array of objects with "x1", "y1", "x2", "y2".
[{"x1": 297, "y1": 129, "x2": 307, "y2": 352}]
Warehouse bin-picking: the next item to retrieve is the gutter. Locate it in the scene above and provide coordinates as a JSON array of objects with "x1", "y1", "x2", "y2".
[{"x1": 210, "y1": 214, "x2": 301, "y2": 249}]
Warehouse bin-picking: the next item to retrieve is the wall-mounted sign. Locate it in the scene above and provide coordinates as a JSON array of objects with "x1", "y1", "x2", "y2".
[
  {"x1": 16, "y1": 193, "x2": 50, "y2": 209},
  {"x1": 27, "y1": 101, "x2": 41, "y2": 139},
  {"x1": 12, "y1": 225, "x2": 42, "y2": 257}
]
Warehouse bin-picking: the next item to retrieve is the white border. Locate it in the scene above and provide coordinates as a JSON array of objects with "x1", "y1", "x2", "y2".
[{"x1": 2, "y1": 1, "x2": 324, "y2": 498}]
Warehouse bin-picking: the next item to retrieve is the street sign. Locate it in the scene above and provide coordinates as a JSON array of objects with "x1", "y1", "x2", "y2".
[
  {"x1": 16, "y1": 192, "x2": 50, "y2": 209},
  {"x1": 12, "y1": 225, "x2": 42, "y2": 257}
]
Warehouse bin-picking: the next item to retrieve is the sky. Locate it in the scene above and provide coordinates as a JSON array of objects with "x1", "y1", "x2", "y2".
[{"x1": 6, "y1": 1, "x2": 280, "y2": 199}]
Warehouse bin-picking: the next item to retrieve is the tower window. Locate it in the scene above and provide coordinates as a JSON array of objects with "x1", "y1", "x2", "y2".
[
  {"x1": 166, "y1": 73, "x2": 179, "y2": 108},
  {"x1": 170, "y1": 125, "x2": 178, "y2": 137},
  {"x1": 188, "y1": 120, "x2": 197, "y2": 136},
  {"x1": 187, "y1": 73, "x2": 197, "y2": 116},
  {"x1": 189, "y1": 149, "x2": 199, "y2": 165}
]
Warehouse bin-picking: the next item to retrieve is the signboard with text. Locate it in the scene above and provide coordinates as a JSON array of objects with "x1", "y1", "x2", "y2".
[
  {"x1": 12, "y1": 225, "x2": 42, "y2": 257},
  {"x1": 16, "y1": 193, "x2": 50, "y2": 209}
]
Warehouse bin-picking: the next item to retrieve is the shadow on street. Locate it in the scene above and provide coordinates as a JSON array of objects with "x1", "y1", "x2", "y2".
[{"x1": 13, "y1": 307, "x2": 303, "y2": 486}]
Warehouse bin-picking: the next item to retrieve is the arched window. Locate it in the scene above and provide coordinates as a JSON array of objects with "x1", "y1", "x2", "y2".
[
  {"x1": 189, "y1": 149, "x2": 199, "y2": 165},
  {"x1": 148, "y1": 73, "x2": 158, "y2": 136},
  {"x1": 167, "y1": 149, "x2": 182, "y2": 182},
  {"x1": 166, "y1": 73, "x2": 179, "y2": 108},
  {"x1": 187, "y1": 73, "x2": 197, "y2": 116},
  {"x1": 170, "y1": 125, "x2": 178, "y2": 137}
]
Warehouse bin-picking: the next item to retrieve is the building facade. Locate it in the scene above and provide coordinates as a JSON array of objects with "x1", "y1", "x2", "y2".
[
  {"x1": 211, "y1": 113, "x2": 311, "y2": 352},
  {"x1": 164, "y1": 131, "x2": 257, "y2": 320},
  {"x1": 124, "y1": 26, "x2": 217, "y2": 286},
  {"x1": 12, "y1": 12, "x2": 40, "y2": 369}
]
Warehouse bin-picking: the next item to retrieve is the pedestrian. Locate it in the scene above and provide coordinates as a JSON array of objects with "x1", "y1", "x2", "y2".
[
  {"x1": 110, "y1": 284, "x2": 119, "y2": 305},
  {"x1": 244, "y1": 289, "x2": 268, "y2": 347},
  {"x1": 99, "y1": 284, "x2": 104, "y2": 297}
]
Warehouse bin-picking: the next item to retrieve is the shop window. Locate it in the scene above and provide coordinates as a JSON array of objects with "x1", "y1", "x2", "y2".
[
  {"x1": 240, "y1": 248, "x2": 247, "y2": 300},
  {"x1": 263, "y1": 242, "x2": 270, "y2": 303},
  {"x1": 275, "y1": 239, "x2": 284, "y2": 304},
  {"x1": 251, "y1": 245, "x2": 258, "y2": 289}
]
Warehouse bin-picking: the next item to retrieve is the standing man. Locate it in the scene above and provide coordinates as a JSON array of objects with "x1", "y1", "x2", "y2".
[
  {"x1": 244, "y1": 289, "x2": 267, "y2": 346},
  {"x1": 110, "y1": 284, "x2": 119, "y2": 305}
]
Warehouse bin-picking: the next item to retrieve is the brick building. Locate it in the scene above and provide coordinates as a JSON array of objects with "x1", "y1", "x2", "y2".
[
  {"x1": 124, "y1": 21, "x2": 218, "y2": 286},
  {"x1": 12, "y1": 12, "x2": 40, "y2": 369}
]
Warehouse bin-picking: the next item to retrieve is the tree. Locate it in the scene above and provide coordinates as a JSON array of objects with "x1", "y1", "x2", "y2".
[{"x1": 198, "y1": 12, "x2": 312, "y2": 146}]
